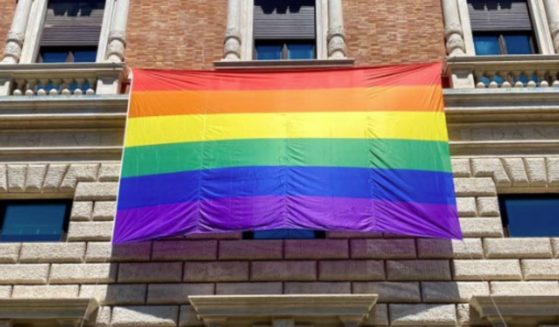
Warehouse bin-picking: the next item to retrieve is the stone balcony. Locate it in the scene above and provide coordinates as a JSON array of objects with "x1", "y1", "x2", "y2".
[{"x1": 0, "y1": 63, "x2": 127, "y2": 96}]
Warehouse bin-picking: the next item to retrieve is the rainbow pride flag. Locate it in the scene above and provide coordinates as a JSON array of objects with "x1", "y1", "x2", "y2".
[{"x1": 113, "y1": 63, "x2": 461, "y2": 244}]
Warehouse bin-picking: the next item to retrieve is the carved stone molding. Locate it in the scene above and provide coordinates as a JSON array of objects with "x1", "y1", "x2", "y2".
[
  {"x1": 442, "y1": 0, "x2": 466, "y2": 56},
  {"x1": 470, "y1": 295, "x2": 559, "y2": 326},
  {"x1": 0, "y1": 298, "x2": 99, "y2": 327}
]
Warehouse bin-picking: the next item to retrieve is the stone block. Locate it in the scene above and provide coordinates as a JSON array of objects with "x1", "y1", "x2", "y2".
[
  {"x1": 152, "y1": 240, "x2": 217, "y2": 261},
  {"x1": 553, "y1": 238, "x2": 559, "y2": 258},
  {"x1": 456, "y1": 197, "x2": 476, "y2": 217},
  {"x1": 219, "y1": 240, "x2": 282, "y2": 260},
  {"x1": 284, "y1": 282, "x2": 350, "y2": 294},
  {"x1": 12, "y1": 285, "x2": 79, "y2": 298},
  {"x1": 0, "y1": 264, "x2": 49, "y2": 284},
  {"x1": 363, "y1": 304, "x2": 389, "y2": 326},
  {"x1": 0, "y1": 286, "x2": 11, "y2": 298},
  {"x1": 451, "y1": 159, "x2": 471, "y2": 177},
  {"x1": 70, "y1": 201, "x2": 93, "y2": 221},
  {"x1": 74, "y1": 182, "x2": 118, "y2": 201},
  {"x1": 251, "y1": 261, "x2": 315, "y2": 281},
  {"x1": 111, "y1": 306, "x2": 178, "y2": 327},
  {"x1": 184, "y1": 262, "x2": 249, "y2": 282},
  {"x1": 521, "y1": 259, "x2": 559, "y2": 280},
  {"x1": 60, "y1": 164, "x2": 99, "y2": 191},
  {"x1": 351, "y1": 239, "x2": 416, "y2": 259},
  {"x1": 490, "y1": 281, "x2": 559, "y2": 295},
  {"x1": 547, "y1": 158, "x2": 559, "y2": 186},
  {"x1": 0, "y1": 244, "x2": 20, "y2": 263},
  {"x1": 7, "y1": 165, "x2": 26, "y2": 192},
  {"x1": 80, "y1": 284, "x2": 147, "y2": 305},
  {"x1": 86, "y1": 242, "x2": 151, "y2": 262},
  {"x1": 502, "y1": 158, "x2": 529, "y2": 186},
  {"x1": 20, "y1": 243, "x2": 85, "y2": 263},
  {"x1": 99, "y1": 163, "x2": 121, "y2": 182},
  {"x1": 460, "y1": 218, "x2": 503, "y2": 237},
  {"x1": 454, "y1": 178, "x2": 496, "y2": 196},
  {"x1": 215, "y1": 282, "x2": 282, "y2": 295},
  {"x1": 119, "y1": 263, "x2": 183, "y2": 283},
  {"x1": 353, "y1": 282, "x2": 420, "y2": 303},
  {"x1": 456, "y1": 304, "x2": 486, "y2": 327},
  {"x1": 284, "y1": 239, "x2": 348, "y2": 259},
  {"x1": 96, "y1": 307, "x2": 112, "y2": 327},
  {"x1": 525, "y1": 158, "x2": 547, "y2": 186},
  {"x1": 476, "y1": 197, "x2": 500, "y2": 217},
  {"x1": 453, "y1": 260, "x2": 522, "y2": 280},
  {"x1": 417, "y1": 239, "x2": 483, "y2": 259},
  {"x1": 147, "y1": 283, "x2": 214, "y2": 304},
  {"x1": 471, "y1": 158, "x2": 510, "y2": 187},
  {"x1": 319, "y1": 260, "x2": 385, "y2": 281},
  {"x1": 42, "y1": 164, "x2": 68, "y2": 191},
  {"x1": 24, "y1": 164, "x2": 47, "y2": 192},
  {"x1": 422, "y1": 282, "x2": 489, "y2": 303},
  {"x1": 390, "y1": 304, "x2": 457, "y2": 326},
  {"x1": 0, "y1": 165, "x2": 7, "y2": 192},
  {"x1": 50, "y1": 263, "x2": 116, "y2": 284},
  {"x1": 386, "y1": 260, "x2": 451, "y2": 280},
  {"x1": 67, "y1": 221, "x2": 113, "y2": 241},
  {"x1": 179, "y1": 305, "x2": 203, "y2": 327},
  {"x1": 484, "y1": 238, "x2": 553, "y2": 258},
  {"x1": 92, "y1": 201, "x2": 116, "y2": 221}
]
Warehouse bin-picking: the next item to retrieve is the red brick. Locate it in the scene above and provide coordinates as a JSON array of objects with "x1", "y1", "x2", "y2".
[{"x1": 0, "y1": 0, "x2": 16, "y2": 52}]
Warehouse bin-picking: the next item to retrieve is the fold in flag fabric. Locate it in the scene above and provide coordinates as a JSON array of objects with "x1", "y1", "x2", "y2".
[{"x1": 113, "y1": 63, "x2": 462, "y2": 244}]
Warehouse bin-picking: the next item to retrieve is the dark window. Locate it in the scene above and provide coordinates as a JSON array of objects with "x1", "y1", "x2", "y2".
[
  {"x1": 253, "y1": 0, "x2": 316, "y2": 60},
  {"x1": 243, "y1": 229, "x2": 325, "y2": 239},
  {"x1": 38, "y1": 0, "x2": 105, "y2": 63},
  {"x1": 499, "y1": 195, "x2": 559, "y2": 237},
  {"x1": 0, "y1": 200, "x2": 71, "y2": 242},
  {"x1": 255, "y1": 40, "x2": 316, "y2": 60},
  {"x1": 468, "y1": 0, "x2": 537, "y2": 55}
]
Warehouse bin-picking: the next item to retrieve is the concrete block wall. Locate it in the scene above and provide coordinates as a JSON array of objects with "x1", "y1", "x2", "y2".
[{"x1": 0, "y1": 157, "x2": 558, "y2": 326}]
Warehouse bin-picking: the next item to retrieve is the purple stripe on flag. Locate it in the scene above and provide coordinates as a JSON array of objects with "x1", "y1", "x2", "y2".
[{"x1": 113, "y1": 196, "x2": 461, "y2": 244}]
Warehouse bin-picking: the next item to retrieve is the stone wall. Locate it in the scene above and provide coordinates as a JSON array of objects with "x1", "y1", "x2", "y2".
[{"x1": 0, "y1": 158, "x2": 558, "y2": 326}]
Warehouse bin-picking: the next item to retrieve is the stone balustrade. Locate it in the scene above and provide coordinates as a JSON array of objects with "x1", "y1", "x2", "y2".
[
  {"x1": 446, "y1": 55, "x2": 559, "y2": 89},
  {"x1": 0, "y1": 63, "x2": 127, "y2": 96}
]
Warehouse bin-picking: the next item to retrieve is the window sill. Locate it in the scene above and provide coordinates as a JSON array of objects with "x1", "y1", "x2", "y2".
[{"x1": 214, "y1": 58, "x2": 355, "y2": 70}]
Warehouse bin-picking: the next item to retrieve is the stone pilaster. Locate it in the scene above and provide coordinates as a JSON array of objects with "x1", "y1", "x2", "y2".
[
  {"x1": 442, "y1": 0, "x2": 466, "y2": 56},
  {"x1": 544, "y1": 0, "x2": 559, "y2": 54},
  {"x1": 106, "y1": 0, "x2": 130, "y2": 63},
  {"x1": 1, "y1": 0, "x2": 33, "y2": 64},
  {"x1": 327, "y1": 0, "x2": 346, "y2": 59},
  {"x1": 223, "y1": 0, "x2": 242, "y2": 60}
]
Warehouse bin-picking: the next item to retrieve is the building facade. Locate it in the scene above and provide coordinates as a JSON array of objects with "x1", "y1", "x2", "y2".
[{"x1": 0, "y1": 0, "x2": 559, "y2": 326}]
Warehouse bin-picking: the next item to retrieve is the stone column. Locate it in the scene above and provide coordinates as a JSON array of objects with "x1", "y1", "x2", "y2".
[
  {"x1": 442, "y1": 0, "x2": 466, "y2": 56},
  {"x1": 544, "y1": 0, "x2": 559, "y2": 53},
  {"x1": 223, "y1": 0, "x2": 242, "y2": 60},
  {"x1": 1, "y1": 0, "x2": 33, "y2": 64},
  {"x1": 106, "y1": 0, "x2": 130, "y2": 63},
  {"x1": 327, "y1": 0, "x2": 346, "y2": 59}
]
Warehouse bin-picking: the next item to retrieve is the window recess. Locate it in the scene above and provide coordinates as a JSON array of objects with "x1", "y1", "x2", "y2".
[{"x1": 499, "y1": 194, "x2": 559, "y2": 237}]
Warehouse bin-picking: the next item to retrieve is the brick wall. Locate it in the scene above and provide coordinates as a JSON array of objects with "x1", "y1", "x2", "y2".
[
  {"x1": 343, "y1": 0, "x2": 446, "y2": 66},
  {"x1": 125, "y1": 0, "x2": 227, "y2": 70},
  {"x1": 0, "y1": 0, "x2": 16, "y2": 54},
  {"x1": 125, "y1": 0, "x2": 445, "y2": 70}
]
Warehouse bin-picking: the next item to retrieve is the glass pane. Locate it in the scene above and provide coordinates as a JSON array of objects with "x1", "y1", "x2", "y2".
[
  {"x1": 500, "y1": 196, "x2": 559, "y2": 237},
  {"x1": 504, "y1": 33, "x2": 534, "y2": 54},
  {"x1": 288, "y1": 43, "x2": 315, "y2": 59},
  {"x1": 473, "y1": 34, "x2": 501, "y2": 55},
  {"x1": 252, "y1": 229, "x2": 317, "y2": 239},
  {"x1": 73, "y1": 49, "x2": 98, "y2": 62},
  {"x1": 41, "y1": 50, "x2": 68, "y2": 63},
  {"x1": 1, "y1": 202, "x2": 69, "y2": 242},
  {"x1": 255, "y1": 43, "x2": 282, "y2": 60}
]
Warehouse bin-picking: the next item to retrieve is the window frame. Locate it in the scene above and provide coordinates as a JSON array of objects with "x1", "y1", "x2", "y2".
[
  {"x1": 0, "y1": 199, "x2": 72, "y2": 242},
  {"x1": 472, "y1": 30, "x2": 537, "y2": 55},
  {"x1": 253, "y1": 39, "x2": 317, "y2": 60},
  {"x1": 243, "y1": 230, "x2": 326, "y2": 240}
]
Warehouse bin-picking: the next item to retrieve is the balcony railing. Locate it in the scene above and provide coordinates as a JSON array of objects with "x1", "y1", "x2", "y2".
[
  {"x1": 446, "y1": 55, "x2": 559, "y2": 89},
  {"x1": 0, "y1": 63, "x2": 127, "y2": 96}
]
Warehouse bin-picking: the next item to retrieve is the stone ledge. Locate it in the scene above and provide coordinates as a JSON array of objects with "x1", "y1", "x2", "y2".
[
  {"x1": 214, "y1": 58, "x2": 355, "y2": 70},
  {"x1": 0, "y1": 298, "x2": 98, "y2": 322},
  {"x1": 189, "y1": 294, "x2": 377, "y2": 326},
  {"x1": 470, "y1": 295, "x2": 559, "y2": 326}
]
